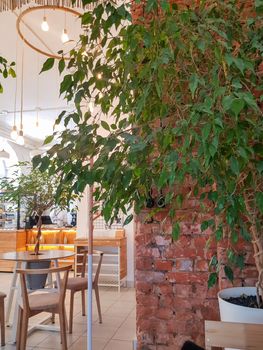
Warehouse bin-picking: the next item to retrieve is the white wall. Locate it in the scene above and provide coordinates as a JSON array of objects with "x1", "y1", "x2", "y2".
[{"x1": 76, "y1": 188, "x2": 135, "y2": 286}]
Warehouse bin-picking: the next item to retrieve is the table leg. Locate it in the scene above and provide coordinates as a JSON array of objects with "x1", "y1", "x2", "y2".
[{"x1": 5, "y1": 261, "x2": 19, "y2": 326}]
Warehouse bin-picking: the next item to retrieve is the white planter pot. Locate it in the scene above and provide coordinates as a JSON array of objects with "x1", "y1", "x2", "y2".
[{"x1": 218, "y1": 287, "x2": 263, "y2": 350}]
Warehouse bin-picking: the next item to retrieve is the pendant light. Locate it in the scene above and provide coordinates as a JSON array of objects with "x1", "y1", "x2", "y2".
[
  {"x1": 17, "y1": 40, "x2": 25, "y2": 146},
  {"x1": 41, "y1": 9, "x2": 49, "y2": 32},
  {"x1": 10, "y1": 33, "x2": 19, "y2": 141},
  {"x1": 0, "y1": 149, "x2": 10, "y2": 159},
  {"x1": 61, "y1": 13, "x2": 69, "y2": 43}
]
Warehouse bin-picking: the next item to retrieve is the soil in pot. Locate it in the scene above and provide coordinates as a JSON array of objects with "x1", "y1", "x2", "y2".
[{"x1": 223, "y1": 294, "x2": 263, "y2": 309}]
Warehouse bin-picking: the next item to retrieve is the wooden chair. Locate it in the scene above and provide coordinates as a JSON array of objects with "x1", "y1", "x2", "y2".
[
  {"x1": 205, "y1": 320, "x2": 263, "y2": 350},
  {"x1": 67, "y1": 250, "x2": 103, "y2": 334},
  {"x1": 16, "y1": 265, "x2": 72, "y2": 350},
  {"x1": 0, "y1": 292, "x2": 6, "y2": 346}
]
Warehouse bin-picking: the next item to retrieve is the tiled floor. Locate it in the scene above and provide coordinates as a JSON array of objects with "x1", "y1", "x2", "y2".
[{"x1": 0, "y1": 273, "x2": 136, "y2": 350}]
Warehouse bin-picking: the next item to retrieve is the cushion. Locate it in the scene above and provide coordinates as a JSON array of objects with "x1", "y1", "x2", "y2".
[
  {"x1": 28, "y1": 292, "x2": 59, "y2": 311},
  {"x1": 66, "y1": 277, "x2": 88, "y2": 291}
]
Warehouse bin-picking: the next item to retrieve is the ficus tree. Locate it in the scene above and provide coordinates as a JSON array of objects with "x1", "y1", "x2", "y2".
[
  {"x1": 35, "y1": 0, "x2": 263, "y2": 300},
  {"x1": 0, "y1": 162, "x2": 75, "y2": 254}
]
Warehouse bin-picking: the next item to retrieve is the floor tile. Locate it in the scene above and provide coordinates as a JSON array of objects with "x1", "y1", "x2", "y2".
[
  {"x1": 0, "y1": 273, "x2": 136, "y2": 350},
  {"x1": 69, "y1": 336, "x2": 107, "y2": 350},
  {"x1": 103, "y1": 339, "x2": 133, "y2": 350}
]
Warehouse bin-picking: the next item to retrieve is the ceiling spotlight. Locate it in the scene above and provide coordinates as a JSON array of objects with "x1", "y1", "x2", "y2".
[
  {"x1": 41, "y1": 16, "x2": 49, "y2": 32},
  {"x1": 10, "y1": 125, "x2": 18, "y2": 140},
  {"x1": 61, "y1": 29, "x2": 69, "y2": 43},
  {"x1": 17, "y1": 130, "x2": 25, "y2": 146}
]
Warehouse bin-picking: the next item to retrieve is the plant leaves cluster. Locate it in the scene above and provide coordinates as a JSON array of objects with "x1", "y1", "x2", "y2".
[{"x1": 0, "y1": 56, "x2": 16, "y2": 93}]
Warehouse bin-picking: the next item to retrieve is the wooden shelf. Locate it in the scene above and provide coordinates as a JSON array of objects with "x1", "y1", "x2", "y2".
[{"x1": 75, "y1": 235, "x2": 127, "y2": 291}]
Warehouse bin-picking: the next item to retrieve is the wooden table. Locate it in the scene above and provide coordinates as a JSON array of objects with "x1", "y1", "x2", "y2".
[{"x1": 0, "y1": 250, "x2": 75, "y2": 344}]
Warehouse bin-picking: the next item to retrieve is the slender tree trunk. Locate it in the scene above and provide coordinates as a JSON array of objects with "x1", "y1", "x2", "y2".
[
  {"x1": 34, "y1": 214, "x2": 42, "y2": 255},
  {"x1": 245, "y1": 195, "x2": 263, "y2": 307}
]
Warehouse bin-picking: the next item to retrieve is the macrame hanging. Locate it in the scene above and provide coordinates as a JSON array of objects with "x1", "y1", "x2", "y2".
[{"x1": 0, "y1": 0, "x2": 98, "y2": 12}]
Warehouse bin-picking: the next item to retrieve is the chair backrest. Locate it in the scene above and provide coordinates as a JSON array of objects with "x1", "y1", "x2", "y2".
[
  {"x1": 81, "y1": 249, "x2": 104, "y2": 285},
  {"x1": 205, "y1": 320, "x2": 263, "y2": 350},
  {"x1": 17, "y1": 265, "x2": 72, "y2": 312}
]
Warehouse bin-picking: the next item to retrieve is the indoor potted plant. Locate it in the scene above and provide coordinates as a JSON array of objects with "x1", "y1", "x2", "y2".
[
  {"x1": 35, "y1": 0, "x2": 262, "y2": 324},
  {"x1": 0, "y1": 161, "x2": 74, "y2": 288}
]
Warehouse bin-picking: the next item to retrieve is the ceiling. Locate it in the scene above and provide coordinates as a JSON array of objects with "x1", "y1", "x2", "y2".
[{"x1": 0, "y1": 5, "x2": 83, "y2": 149}]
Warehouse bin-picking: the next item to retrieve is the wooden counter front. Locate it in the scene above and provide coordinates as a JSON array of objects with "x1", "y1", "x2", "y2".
[{"x1": 0, "y1": 230, "x2": 27, "y2": 271}]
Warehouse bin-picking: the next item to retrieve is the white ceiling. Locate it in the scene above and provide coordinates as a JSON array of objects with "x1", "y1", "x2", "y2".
[{"x1": 0, "y1": 5, "x2": 83, "y2": 148}]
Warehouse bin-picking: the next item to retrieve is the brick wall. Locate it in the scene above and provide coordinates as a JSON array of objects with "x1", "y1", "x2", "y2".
[{"x1": 135, "y1": 210, "x2": 257, "y2": 350}]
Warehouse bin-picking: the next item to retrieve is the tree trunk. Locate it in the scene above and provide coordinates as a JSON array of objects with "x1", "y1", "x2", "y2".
[{"x1": 34, "y1": 215, "x2": 42, "y2": 255}]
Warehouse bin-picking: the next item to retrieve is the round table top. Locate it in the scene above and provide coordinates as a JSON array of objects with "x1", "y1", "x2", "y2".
[{"x1": 0, "y1": 250, "x2": 75, "y2": 262}]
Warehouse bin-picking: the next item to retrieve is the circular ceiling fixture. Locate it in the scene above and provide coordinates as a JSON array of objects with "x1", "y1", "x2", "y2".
[{"x1": 16, "y1": 5, "x2": 82, "y2": 60}]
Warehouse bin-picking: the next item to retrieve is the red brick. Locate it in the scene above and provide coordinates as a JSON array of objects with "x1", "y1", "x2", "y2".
[
  {"x1": 195, "y1": 259, "x2": 208, "y2": 272},
  {"x1": 155, "y1": 260, "x2": 173, "y2": 271},
  {"x1": 167, "y1": 272, "x2": 208, "y2": 284},
  {"x1": 136, "y1": 257, "x2": 154, "y2": 271},
  {"x1": 156, "y1": 308, "x2": 173, "y2": 320},
  {"x1": 175, "y1": 258, "x2": 193, "y2": 271}
]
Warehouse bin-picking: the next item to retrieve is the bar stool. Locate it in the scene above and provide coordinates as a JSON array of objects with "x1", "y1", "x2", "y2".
[{"x1": 0, "y1": 291, "x2": 6, "y2": 346}]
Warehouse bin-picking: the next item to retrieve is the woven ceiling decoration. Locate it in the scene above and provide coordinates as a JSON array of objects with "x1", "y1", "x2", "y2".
[{"x1": 0, "y1": 0, "x2": 95, "y2": 12}]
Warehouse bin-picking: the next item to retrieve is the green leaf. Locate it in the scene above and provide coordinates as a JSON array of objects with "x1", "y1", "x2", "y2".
[
  {"x1": 58, "y1": 59, "x2": 65, "y2": 74},
  {"x1": 202, "y1": 124, "x2": 211, "y2": 140},
  {"x1": 230, "y1": 98, "x2": 245, "y2": 116},
  {"x1": 208, "y1": 272, "x2": 218, "y2": 288},
  {"x1": 44, "y1": 135, "x2": 54, "y2": 145},
  {"x1": 123, "y1": 214, "x2": 133, "y2": 225},
  {"x1": 40, "y1": 58, "x2": 55, "y2": 74},
  {"x1": 215, "y1": 227, "x2": 223, "y2": 241},
  {"x1": 172, "y1": 222, "x2": 180, "y2": 241},
  {"x1": 256, "y1": 192, "x2": 263, "y2": 214},
  {"x1": 224, "y1": 266, "x2": 234, "y2": 282},
  {"x1": 230, "y1": 157, "x2": 240, "y2": 175},
  {"x1": 189, "y1": 74, "x2": 199, "y2": 98}
]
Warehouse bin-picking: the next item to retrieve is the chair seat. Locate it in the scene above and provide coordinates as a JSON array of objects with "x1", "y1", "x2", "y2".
[
  {"x1": 66, "y1": 277, "x2": 88, "y2": 291},
  {"x1": 21, "y1": 292, "x2": 59, "y2": 311}
]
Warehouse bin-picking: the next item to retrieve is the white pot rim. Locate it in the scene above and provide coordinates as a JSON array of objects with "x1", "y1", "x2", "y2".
[{"x1": 218, "y1": 286, "x2": 261, "y2": 311}]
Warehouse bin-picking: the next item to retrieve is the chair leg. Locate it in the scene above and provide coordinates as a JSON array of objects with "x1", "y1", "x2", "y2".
[
  {"x1": 94, "y1": 286, "x2": 102, "y2": 324},
  {"x1": 51, "y1": 312, "x2": 55, "y2": 324},
  {"x1": 0, "y1": 299, "x2": 5, "y2": 346},
  {"x1": 20, "y1": 309, "x2": 28, "y2": 350},
  {"x1": 69, "y1": 291, "x2": 75, "y2": 334},
  {"x1": 59, "y1": 307, "x2": 67, "y2": 350},
  {"x1": 81, "y1": 289, "x2": 86, "y2": 316},
  {"x1": 16, "y1": 307, "x2": 22, "y2": 349}
]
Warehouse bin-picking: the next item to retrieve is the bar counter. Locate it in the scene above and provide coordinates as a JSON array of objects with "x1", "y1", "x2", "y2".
[{"x1": 0, "y1": 228, "x2": 76, "y2": 272}]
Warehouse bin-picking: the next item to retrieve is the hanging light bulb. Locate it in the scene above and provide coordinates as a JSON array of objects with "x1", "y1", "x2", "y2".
[
  {"x1": 0, "y1": 149, "x2": 10, "y2": 159},
  {"x1": 41, "y1": 16, "x2": 49, "y2": 32},
  {"x1": 97, "y1": 72, "x2": 102, "y2": 80},
  {"x1": 61, "y1": 29, "x2": 69, "y2": 43},
  {"x1": 10, "y1": 125, "x2": 18, "y2": 140},
  {"x1": 61, "y1": 12, "x2": 69, "y2": 43},
  {"x1": 17, "y1": 129, "x2": 24, "y2": 146}
]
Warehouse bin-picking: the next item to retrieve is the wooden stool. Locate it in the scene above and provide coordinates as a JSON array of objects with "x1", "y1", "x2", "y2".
[{"x1": 0, "y1": 292, "x2": 6, "y2": 346}]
